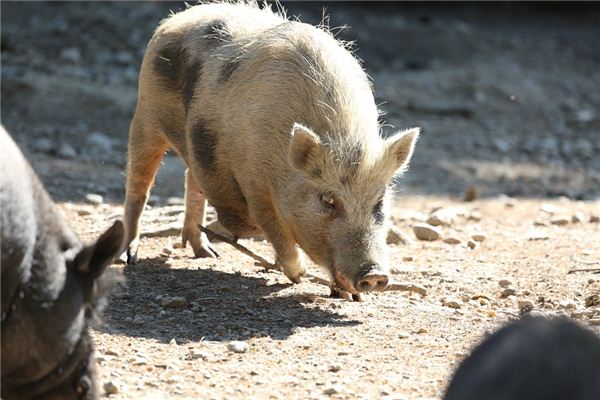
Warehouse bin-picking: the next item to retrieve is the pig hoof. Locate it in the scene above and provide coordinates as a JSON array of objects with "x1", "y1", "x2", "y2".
[
  {"x1": 126, "y1": 248, "x2": 138, "y2": 265},
  {"x1": 330, "y1": 287, "x2": 362, "y2": 302},
  {"x1": 193, "y1": 245, "x2": 220, "y2": 259}
]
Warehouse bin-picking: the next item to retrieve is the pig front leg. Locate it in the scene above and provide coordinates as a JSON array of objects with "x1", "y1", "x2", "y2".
[
  {"x1": 182, "y1": 168, "x2": 219, "y2": 258},
  {"x1": 250, "y1": 200, "x2": 305, "y2": 283}
]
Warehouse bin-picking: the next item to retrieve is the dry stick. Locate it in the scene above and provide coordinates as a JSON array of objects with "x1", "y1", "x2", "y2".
[
  {"x1": 568, "y1": 268, "x2": 600, "y2": 274},
  {"x1": 199, "y1": 224, "x2": 427, "y2": 294}
]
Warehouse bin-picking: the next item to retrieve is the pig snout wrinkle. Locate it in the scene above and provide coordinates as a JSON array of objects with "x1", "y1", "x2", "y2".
[{"x1": 355, "y1": 263, "x2": 389, "y2": 292}]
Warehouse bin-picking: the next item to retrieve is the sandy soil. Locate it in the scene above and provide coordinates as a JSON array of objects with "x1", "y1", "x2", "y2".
[{"x1": 2, "y1": 2, "x2": 600, "y2": 399}]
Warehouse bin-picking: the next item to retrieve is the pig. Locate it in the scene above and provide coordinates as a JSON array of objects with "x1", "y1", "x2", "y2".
[
  {"x1": 1, "y1": 125, "x2": 125, "y2": 400},
  {"x1": 123, "y1": 2, "x2": 419, "y2": 300},
  {"x1": 444, "y1": 317, "x2": 600, "y2": 400}
]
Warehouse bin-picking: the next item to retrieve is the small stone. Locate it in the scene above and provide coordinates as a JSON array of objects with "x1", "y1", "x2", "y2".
[
  {"x1": 467, "y1": 212, "x2": 482, "y2": 222},
  {"x1": 467, "y1": 240, "x2": 477, "y2": 249},
  {"x1": 172, "y1": 241, "x2": 184, "y2": 249},
  {"x1": 386, "y1": 281, "x2": 427, "y2": 296},
  {"x1": 471, "y1": 233, "x2": 486, "y2": 242},
  {"x1": 558, "y1": 299, "x2": 577, "y2": 310},
  {"x1": 76, "y1": 208, "x2": 92, "y2": 216},
  {"x1": 169, "y1": 338, "x2": 178, "y2": 345},
  {"x1": 141, "y1": 223, "x2": 181, "y2": 238},
  {"x1": 443, "y1": 236, "x2": 462, "y2": 245},
  {"x1": 427, "y1": 209, "x2": 455, "y2": 227},
  {"x1": 443, "y1": 297, "x2": 461, "y2": 309},
  {"x1": 323, "y1": 385, "x2": 342, "y2": 395},
  {"x1": 132, "y1": 315, "x2": 145, "y2": 326},
  {"x1": 386, "y1": 226, "x2": 412, "y2": 245},
  {"x1": 380, "y1": 393, "x2": 408, "y2": 400},
  {"x1": 32, "y1": 138, "x2": 54, "y2": 153},
  {"x1": 132, "y1": 356, "x2": 147, "y2": 366},
  {"x1": 402, "y1": 256, "x2": 414, "y2": 262},
  {"x1": 500, "y1": 287, "x2": 517, "y2": 298},
  {"x1": 398, "y1": 331, "x2": 411, "y2": 339},
  {"x1": 228, "y1": 341, "x2": 249, "y2": 353},
  {"x1": 85, "y1": 193, "x2": 103, "y2": 206},
  {"x1": 518, "y1": 299, "x2": 534, "y2": 312},
  {"x1": 550, "y1": 216, "x2": 570, "y2": 226},
  {"x1": 590, "y1": 215, "x2": 600, "y2": 223},
  {"x1": 464, "y1": 186, "x2": 479, "y2": 202},
  {"x1": 104, "y1": 381, "x2": 119, "y2": 395},
  {"x1": 57, "y1": 143, "x2": 77, "y2": 158},
  {"x1": 187, "y1": 349, "x2": 208, "y2": 360},
  {"x1": 533, "y1": 220, "x2": 549, "y2": 227},
  {"x1": 161, "y1": 247, "x2": 173, "y2": 255},
  {"x1": 328, "y1": 365, "x2": 342, "y2": 372},
  {"x1": 590, "y1": 318, "x2": 600, "y2": 326},
  {"x1": 585, "y1": 294, "x2": 600, "y2": 308},
  {"x1": 167, "y1": 197, "x2": 185, "y2": 206},
  {"x1": 498, "y1": 278, "x2": 514, "y2": 288},
  {"x1": 60, "y1": 47, "x2": 81, "y2": 63},
  {"x1": 540, "y1": 203, "x2": 558, "y2": 214},
  {"x1": 413, "y1": 223, "x2": 441, "y2": 241},
  {"x1": 161, "y1": 296, "x2": 187, "y2": 308},
  {"x1": 526, "y1": 230, "x2": 549, "y2": 241},
  {"x1": 572, "y1": 211, "x2": 588, "y2": 223}
]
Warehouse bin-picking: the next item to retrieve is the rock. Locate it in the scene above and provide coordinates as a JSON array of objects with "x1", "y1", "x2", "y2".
[
  {"x1": 104, "y1": 381, "x2": 119, "y2": 395},
  {"x1": 471, "y1": 233, "x2": 486, "y2": 242},
  {"x1": 590, "y1": 318, "x2": 600, "y2": 326},
  {"x1": 585, "y1": 294, "x2": 600, "y2": 308},
  {"x1": 558, "y1": 299, "x2": 577, "y2": 310},
  {"x1": 518, "y1": 299, "x2": 534, "y2": 312},
  {"x1": 141, "y1": 223, "x2": 181, "y2": 238},
  {"x1": 131, "y1": 356, "x2": 147, "y2": 366},
  {"x1": 114, "y1": 50, "x2": 134, "y2": 65},
  {"x1": 526, "y1": 230, "x2": 549, "y2": 241},
  {"x1": 169, "y1": 338, "x2": 178, "y2": 345},
  {"x1": 85, "y1": 193, "x2": 103, "y2": 205},
  {"x1": 550, "y1": 216, "x2": 569, "y2": 226},
  {"x1": 467, "y1": 240, "x2": 477, "y2": 249},
  {"x1": 323, "y1": 385, "x2": 342, "y2": 395},
  {"x1": 161, "y1": 296, "x2": 187, "y2": 308},
  {"x1": 386, "y1": 226, "x2": 412, "y2": 245},
  {"x1": 590, "y1": 215, "x2": 600, "y2": 223},
  {"x1": 32, "y1": 138, "x2": 54, "y2": 154},
  {"x1": 463, "y1": 185, "x2": 479, "y2": 202},
  {"x1": 167, "y1": 197, "x2": 185, "y2": 206},
  {"x1": 86, "y1": 132, "x2": 113, "y2": 152},
  {"x1": 60, "y1": 47, "x2": 81, "y2": 63},
  {"x1": 227, "y1": 341, "x2": 249, "y2": 353},
  {"x1": 132, "y1": 315, "x2": 145, "y2": 326},
  {"x1": 443, "y1": 236, "x2": 462, "y2": 245},
  {"x1": 427, "y1": 209, "x2": 455, "y2": 226},
  {"x1": 498, "y1": 278, "x2": 514, "y2": 288},
  {"x1": 540, "y1": 204, "x2": 557, "y2": 214},
  {"x1": 187, "y1": 349, "x2": 208, "y2": 360},
  {"x1": 575, "y1": 109, "x2": 595, "y2": 122},
  {"x1": 413, "y1": 223, "x2": 441, "y2": 241},
  {"x1": 386, "y1": 281, "x2": 427, "y2": 296},
  {"x1": 500, "y1": 287, "x2": 517, "y2": 298},
  {"x1": 398, "y1": 331, "x2": 411, "y2": 339},
  {"x1": 57, "y1": 143, "x2": 77, "y2": 158},
  {"x1": 443, "y1": 297, "x2": 461, "y2": 309},
  {"x1": 572, "y1": 211, "x2": 588, "y2": 223},
  {"x1": 328, "y1": 364, "x2": 342, "y2": 372},
  {"x1": 76, "y1": 208, "x2": 92, "y2": 216},
  {"x1": 467, "y1": 212, "x2": 482, "y2": 222}
]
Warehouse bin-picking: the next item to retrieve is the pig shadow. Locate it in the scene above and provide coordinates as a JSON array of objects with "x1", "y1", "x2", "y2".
[{"x1": 97, "y1": 256, "x2": 359, "y2": 343}]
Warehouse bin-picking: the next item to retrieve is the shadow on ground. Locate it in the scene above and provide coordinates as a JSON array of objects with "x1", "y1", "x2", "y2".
[{"x1": 99, "y1": 256, "x2": 359, "y2": 343}]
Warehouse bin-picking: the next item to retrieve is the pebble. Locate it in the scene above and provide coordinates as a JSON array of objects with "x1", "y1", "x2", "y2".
[
  {"x1": 57, "y1": 143, "x2": 77, "y2": 158},
  {"x1": 161, "y1": 296, "x2": 187, "y2": 308},
  {"x1": 398, "y1": 331, "x2": 411, "y2": 339},
  {"x1": 188, "y1": 349, "x2": 208, "y2": 360},
  {"x1": 518, "y1": 299, "x2": 534, "y2": 311},
  {"x1": 558, "y1": 299, "x2": 577, "y2": 310},
  {"x1": 471, "y1": 233, "x2": 486, "y2": 242},
  {"x1": 550, "y1": 216, "x2": 570, "y2": 226},
  {"x1": 386, "y1": 226, "x2": 412, "y2": 245},
  {"x1": 131, "y1": 356, "x2": 147, "y2": 366},
  {"x1": 323, "y1": 385, "x2": 342, "y2": 395},
  {"x1": 104, "y1": 381, "x2": 119, "y2": 395},
  {"x1": 540, "y1": 203, "x2": 557, "y2": 214},
  {"x1": 85, "y1": 193, "x2": 103, "y2": 206},
  {"x1": 467, "y1": 240, "x2": 477, "y2": 249},
  {"x1": 585, "y1": 294, "x2": 600, "y2": 308},
  {"x1": 86, "y1": 132, "x2": 113, "y2": 153},
  {"x1": 500, "y1": 287, "x2": 517, "y2": 298},
  {"x1": 167, "y1": 197, "x2": 185, "y2": 206},
  {"x1": 132, "y1": 315, "x2": 145, "y2": 326},
  {"x1": 590, "y1": 318, "x2": 600, "y2": 326},
  {"x1": 76, "y1": 208, "x2": 92, "y2": 216},
  {"x1": 169, "y1": 338, "x2": 178, "y2": 345},
  {"x1": 526, "y1": 230, "x2": 549, "y2": 241},
  {"x1": 328, "y1": 365, "x2": 342, "y2": 372},
  {"x1": 463, "y1": 186, "x2": 479, "y2": 202},
  {"x1": 498, "y1": 278, "x2": 514, "y2": 288},
  {"x1": 443, "y1": 297, "x2": 462, "y2": 309},
  {"x1": 141, "y1": 223, "x2": 181, "y2": 238},
  {"x1": 590, "y1": 215, "x2": 600, "y2": 223},
  {"x1": 32, "y1": 137, "x2": 53, "y2": 153},
  {"x1": 227, "y1": 341, "x2": 249, "y2": 353},
  {"x1": 427, "y1": 209, "x2": 455, "y2": 226},
  {"x1": 572, "y1": 211, "x2": 588, "y2": 223},
  {"x1": 386, "y1": 281, "x2": 427, "y2": 296},
  {"x1": 60, "y1": 47, "x2": 81, "y2": 63},
  {"x1": 413, "y1": 223, "x2": 441, "y2": 241},
  {"x1": 443, "y1": 236, "x2": 462, "y2": 245}
]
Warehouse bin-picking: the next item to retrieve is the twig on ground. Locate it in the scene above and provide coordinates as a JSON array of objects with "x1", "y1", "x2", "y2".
[
  {"x1": 568, "y1": 268, "x2": 600, "y2": 274},
  {"x1": 200, "y1": 224, "x2": 428, "y2": 293}
]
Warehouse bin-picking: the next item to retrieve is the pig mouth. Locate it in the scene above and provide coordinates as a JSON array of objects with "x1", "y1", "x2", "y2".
[{"x1": 333, "y1": 269, "x2": 358, "y2": 294}]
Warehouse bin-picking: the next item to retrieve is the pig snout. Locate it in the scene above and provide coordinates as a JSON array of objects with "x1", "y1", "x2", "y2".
[{"x1": 354, "y1": 263, "x2": 389, "y2": 292}]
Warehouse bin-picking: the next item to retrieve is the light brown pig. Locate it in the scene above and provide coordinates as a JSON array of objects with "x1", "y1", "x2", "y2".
[{"x1": 123, "y1": 2, "x2": 419, "y2": 300}]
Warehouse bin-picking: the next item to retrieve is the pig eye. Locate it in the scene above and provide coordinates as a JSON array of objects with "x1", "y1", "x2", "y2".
[
  {"x1": 373, "y1": 199, "x2": 384, "y2": 224},
  {"x1": 320, "y1": 193, "x2": 336, "y2": 211}
]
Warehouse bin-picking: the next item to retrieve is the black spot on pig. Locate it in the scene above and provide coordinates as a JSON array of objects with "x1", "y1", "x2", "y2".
[
  {"x1": 153, "y1": 39, "x2": 186, "y2": 88},
  {"x1": 182, "y1": 61, "x2": 203, "y2": 113},
  {"x1": 219, "y1": 57, "x2": 241, "y2": 83},
  {"x1": 444, "y1": 317, "x2": 600, "y2": 400},
  {"x1": 204, "y1": 19, "x2": 231, "y2": 45},
  {"x1": 191, "y1": 118, "x2": 218, "y2": 171}
]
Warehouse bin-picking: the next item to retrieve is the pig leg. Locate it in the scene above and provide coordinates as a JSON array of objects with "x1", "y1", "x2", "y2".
[
  {"x1": 123, "y1": 119, "x2": 169, "y2": 264},
  {"x1": 250, "y1": 200, "x2": 305, "y2": 283},
  {"x1": 182, "y1": 168, "x2": 219, "y2": 258}
]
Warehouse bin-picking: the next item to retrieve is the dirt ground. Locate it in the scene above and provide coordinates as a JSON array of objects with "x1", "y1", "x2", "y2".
[{"x1": 1, "y1": 2, "x2": 599, "y2": 399}]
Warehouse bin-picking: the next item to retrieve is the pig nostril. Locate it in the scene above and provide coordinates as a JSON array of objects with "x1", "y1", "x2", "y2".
[
  {"x1": 357, "y1": 280, "x2": 372, "y2": 292},
  {"x1": 375, "y1": 278, "x2": 388, "y2": 291}
]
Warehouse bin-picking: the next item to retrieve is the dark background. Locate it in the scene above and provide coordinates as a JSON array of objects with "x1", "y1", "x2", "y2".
[{"x1": 2, "y1": 1, "x2": 599, "y2": 202}]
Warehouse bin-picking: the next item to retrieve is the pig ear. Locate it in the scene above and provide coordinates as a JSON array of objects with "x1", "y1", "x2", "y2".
[
  {"x1": 289, "y1": 123, "x2": 322, "y2": 172},
  {"x1": 73, "y1": 220, "x2": 125, "y2": 280},
  {"x1": 383, "y1": 127, "x2": 420, "y2": 174}
]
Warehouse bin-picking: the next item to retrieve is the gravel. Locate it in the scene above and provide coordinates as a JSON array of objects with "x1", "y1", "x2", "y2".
[
  {"x1": 413, "y1": 223, "x2": 441, "y2": 241},
  {"x1": 227, "y1": 341, "x2": 249, "y2": 354}
]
